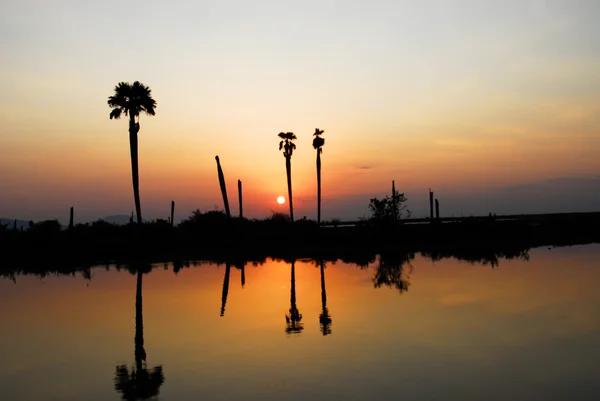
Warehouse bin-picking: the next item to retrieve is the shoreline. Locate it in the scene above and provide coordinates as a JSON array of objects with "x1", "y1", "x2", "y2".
[{"x1": 1, "y1": 211, "x2": 599, "y2": 274}]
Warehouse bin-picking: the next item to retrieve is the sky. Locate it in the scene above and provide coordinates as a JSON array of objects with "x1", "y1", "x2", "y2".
[{"x1": 1, "y1": 0, "x2": 599, "y2": 223}]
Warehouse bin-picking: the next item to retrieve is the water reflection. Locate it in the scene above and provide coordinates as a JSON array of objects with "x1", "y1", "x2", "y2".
[
  {"x1": 114, "y1": 268, "x2": 165, "y2": 400},
  {"x1": 318, "y1": 261, "x2": 332, "y2": 335},
  {"x1": 285, "y1": 261, "x2": 303, "y2": 334},
  {"x1": 373, "y1": 253, "x2": 414, "y2": 293},
  {"x1": 220, "y1": 263, "x2": 231, "y2": 316},
  {"x1": 2, "y1": 245, "x2": 600, "y2": 401}
]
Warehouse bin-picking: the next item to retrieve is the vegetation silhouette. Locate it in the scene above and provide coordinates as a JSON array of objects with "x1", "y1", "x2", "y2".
[
  {"x1": 285, "y1": 261, "x2": 304, "y2": 334},
  {"x1": 372, "y1": 253, "x2": 414, "y2": 293},
  {"x1": 318, "y1": 260, "x2": 332, "y2": 335},
  {"x1": 278, "y1": 132, "x2": 297, "y2": 223},
  {"x1": 368, "y1": 185, "x2": 411, "y2": 227},
  {"x1": 114, "y1": 268, "x2": 164, "y2": 400},
  {"x1": 312, "y1": 128, "x2": 325, "y2": 224},
  {"x1": 108, "y1": 81, "x2": 156, "y2": 224},
  {"x1": 1, "y1": 208, "x2": 600, "y2": 272}
]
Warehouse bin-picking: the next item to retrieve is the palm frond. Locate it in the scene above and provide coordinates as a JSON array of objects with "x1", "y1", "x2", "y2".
[
  {"x1": 312, "y1": 136, "x2": 325, "y2": 149},
  {"x1": 313, "y1": 128, "x2": 324, "y2": 136},
  {"x1": 108, "y1": 81, "x2": 156, "y2": 119},
  {"x1": 110, "y1": 108, "x2": 122, "y2": 120},
  {"x1": 278, "y1": 132, "x2": 296, "y2": 140},
  {"x1": 279, "y1": 141, "x2": 284, "y2": 150}
]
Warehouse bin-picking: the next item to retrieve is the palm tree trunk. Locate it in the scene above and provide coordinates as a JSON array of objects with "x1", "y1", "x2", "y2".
[
  {"x1": 135, "y1": 272, "x2": 146, "y2": 371},
  {"x1": 129, "y1": 115, "x2": 142, "y2": 224},
  {"x1": 316, "y1": 150, "x2": 322, "y2": 224},
  {"x1": 286, "y1": 156, "x2": 294, "y2": 222}
]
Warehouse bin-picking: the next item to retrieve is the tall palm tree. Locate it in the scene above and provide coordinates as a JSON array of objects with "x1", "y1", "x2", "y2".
[
  {"x1": 278, "y1": 132, "x2": 297, "y2": 223},
  {"x1": 114, "y1": 271, "x2": 164, "y2": 400},
  {"x1": 312, "y1": 128, "x2": 325, "y2": 224},
  {"x1": 285, "y1": 261, "x2": 304, "y2": 333},
  {"x1": 108, "y1": 81, "x2": 157, "y2": 224},
  {"x1": 318, "y1": 261, "x2": 332, "y2": 335}
]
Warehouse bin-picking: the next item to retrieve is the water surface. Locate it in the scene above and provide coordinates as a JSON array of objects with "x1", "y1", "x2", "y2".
[{"x1": 1, "y1": 245, "x2": 599, "y2": 401}]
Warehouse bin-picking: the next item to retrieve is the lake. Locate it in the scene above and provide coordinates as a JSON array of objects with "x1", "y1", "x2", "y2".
[{"x1": 1, "y1": 244, "x2": 599, "y2": 401}]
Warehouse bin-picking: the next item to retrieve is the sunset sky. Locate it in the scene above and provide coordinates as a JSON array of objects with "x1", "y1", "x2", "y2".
[{"x1": 1, "y1": 0, "x2": 599, "y2": 223}]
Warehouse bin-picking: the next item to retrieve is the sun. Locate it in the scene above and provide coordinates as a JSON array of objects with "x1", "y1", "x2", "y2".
[{"x1": 277, "y1": 196, "x2": 285, "y2": 205}]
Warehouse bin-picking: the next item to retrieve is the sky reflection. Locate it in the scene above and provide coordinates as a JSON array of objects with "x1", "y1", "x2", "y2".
[{"x1": 1, "y1": 245, "x2": 599, "y2": 400}]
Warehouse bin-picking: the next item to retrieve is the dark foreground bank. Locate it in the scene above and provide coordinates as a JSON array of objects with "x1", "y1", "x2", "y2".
[{"x1": 1, "y1": 212, "x2": 599, "y2": 275}]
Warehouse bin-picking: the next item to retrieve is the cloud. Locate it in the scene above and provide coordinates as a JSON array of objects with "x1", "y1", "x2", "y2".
[{"x1": 355, "y1": 165, "x2": 373, "y2": 170}]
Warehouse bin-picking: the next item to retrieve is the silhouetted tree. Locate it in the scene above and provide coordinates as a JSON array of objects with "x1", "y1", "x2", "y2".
[
  {"x1": 285, "y1": 261, "x2": 303, "y2": 333},
  {"x1": 318, "y1": 261, "x2": 332, "y2": 335},
  {"x1": 278, "y1": 132, "x2": 297, "y2": 223},
  {"x1": 114, "y1": 271, "x2": 164, "y2": 400},
  {"x1": 312, "y1": 128, "x2": 325, "y2": 224},
  {"x1": 108, "y1": 81, "x2": 157, "y2": 224},
  {"x1": 368, "y1": 189, "x2": 411, "y2": 224}
]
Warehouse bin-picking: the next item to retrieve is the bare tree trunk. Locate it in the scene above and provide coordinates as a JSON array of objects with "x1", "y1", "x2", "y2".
[
  {"x1": 215, "y1": 156, "x2": 230, "y2": 217},
  {"x1": 170, "y1": 201, "x2": 175, "y2": 227},
  {"x1": 69, "y1": 206, "x2": 74, "y2": 230},
  {"x1": 286, "y1": 156, "x2": 294, "y2": 223},
  {"x1": 129, "y1": 115, "x2": 142, "y2": 224},
  {"x1": 429, "y1": 189, "x2": 434, "y2": 223}
]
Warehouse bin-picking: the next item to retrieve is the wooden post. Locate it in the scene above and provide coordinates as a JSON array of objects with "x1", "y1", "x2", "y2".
[
  {"x1": 170, "y1": 201, "x2": 175, "y2": 227},
  {"x1": 435, "y1": 199, "x2": 440, "y2": 221},
  {"x1": 215, "y1": 156, "x2": 231, "y2": 217},
  {"x1": 238, "y1": 179, "x2": 243, "y2": 219},
  {"x1": 69, "y1": 206, "x2": 74, "y2": 230}
]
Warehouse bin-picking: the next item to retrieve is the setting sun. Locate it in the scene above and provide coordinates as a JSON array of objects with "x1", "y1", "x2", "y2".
[{"x1": 277, "y1": 196, "x2": 285, "y2": 205}]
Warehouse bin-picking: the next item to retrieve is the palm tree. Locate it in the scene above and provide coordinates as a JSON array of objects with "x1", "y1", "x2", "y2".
[
  {"x1": 278, "y1": 132, "x2": 297, "y2": 223},
  {"x1": 318, "y1": 261, "x2": 332, "y2": 335},
  {"x1": 285, "y1": 261, "x2": 304, "y2": 333},
  {"x1": 114, "y1": 271, "x2": 164, "y2": 400},
  {"x1": 108, "y1": 81, "x2": 157, "y2": 224},
  {"x1": 312, "y1": 128, "x2": 325, "y2": 224}
]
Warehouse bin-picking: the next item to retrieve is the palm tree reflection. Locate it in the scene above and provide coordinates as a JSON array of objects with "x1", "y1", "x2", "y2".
[
  {"x1": 285, "y1": 261, "x2": 304, "y2": 334},
  {"x1": 318, "y1": 261, "x2": 332, "y2": 335},
  {"x1": 114, "y1": 270, "x2": 164, "y2": 400}
]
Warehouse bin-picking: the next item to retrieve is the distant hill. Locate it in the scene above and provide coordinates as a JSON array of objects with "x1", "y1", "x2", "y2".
[
  {"x1": 99, "y1": 215, "x2": 132, "y2": 225},
  {"x1": 0, "y1": 218, "x2": 32, "y2": 231}
]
